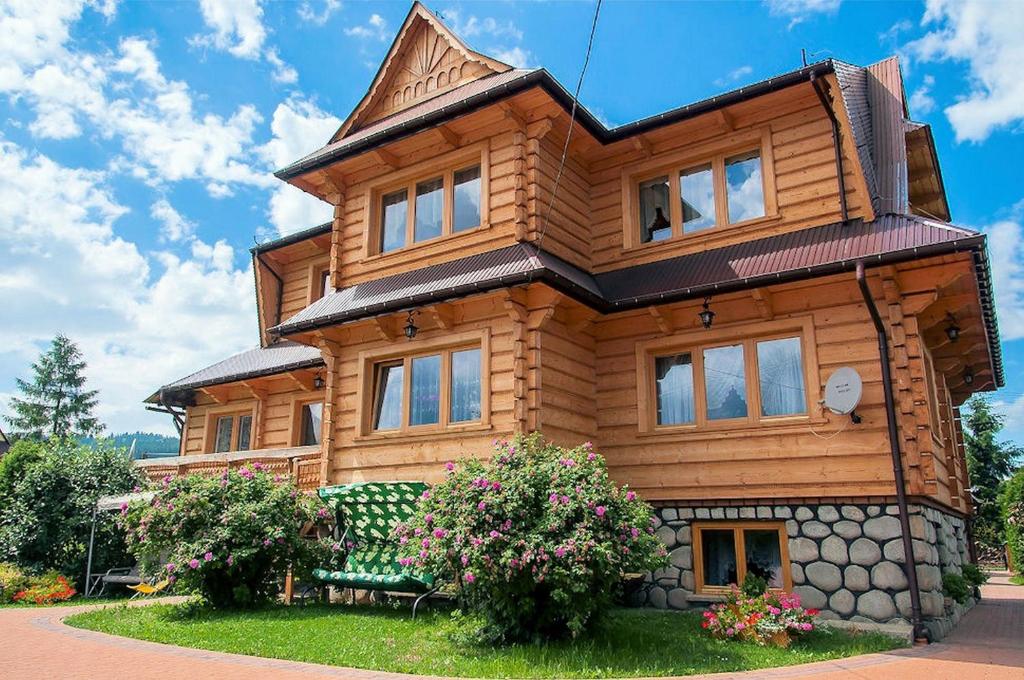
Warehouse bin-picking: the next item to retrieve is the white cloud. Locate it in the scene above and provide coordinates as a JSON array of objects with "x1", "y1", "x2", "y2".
[
  {"x1": 984, "y1": 210, "x2": 1024, "y2": 341},
  {"x1": 909, "y1": 74, "x2": 936, "y2": 116},
  {"x1": 491, "y1": 47, "x2": 533, "y2": 69},
  {"x1": 193, "y1": 0, "x2": 266, "y2": 60},
  {"x1": 904, "y1": 0, "x2": 1024, "y2": 143},
  {"x1": 298, "y1": 0, "x2": 340, "y2": 26},
  {"x1": 714, "y1": 65, "x2": 754, "y2": 89},
  {"x1": 441, "y1": 10, "x2": 523, "y2": 42},
  {"x1": 0, "y1": 142, "x2": 255, "y2": 434},
  {"x1": 265, "y1": 48, "x2": 297, "y2": 84},
  {"x1": 764, "y1": 0, "x2": 841, "y2": 28},
  {"x1": 345, "y1": 13, "x2": 388, "y2": 41},
  {"x1": 258, "y1": 97, "x2": 341, "y2": 235},
  {"x1": 150, "y1": 198, "x2": 195, "y2": 242}
]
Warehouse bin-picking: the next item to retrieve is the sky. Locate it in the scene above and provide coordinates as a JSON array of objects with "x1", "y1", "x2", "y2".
[{"x1": 2, "y1": 0, "x2": 1024, "y2": 443}]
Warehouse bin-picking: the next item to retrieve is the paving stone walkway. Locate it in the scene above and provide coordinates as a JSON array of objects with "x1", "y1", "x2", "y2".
[{"x1": 2, "y1": 574, "x2": 1021, "y2": 679}]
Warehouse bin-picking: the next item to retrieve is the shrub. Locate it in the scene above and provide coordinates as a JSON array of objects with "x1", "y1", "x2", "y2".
[
  {"x1": 396, "y1": 434, "x2": 667, "y2": 643},
  {"x1": 0, "y1": 440, "x2": 144, "y2": 587},
  {"x1": 702, "y1": 588, "x2": 818, "y2": 647},
  {"x1": 1001, "y1": 468, "x2": 1024, "y2": 576},
  {"x1": 961, "y1": 563, "x2": 989, "y2": 588},
  {"x1": 11, "y1": 572, "x2": 76, "y2": 605},
  {"x1": 123, "y1": 466, "x2": 325, "y2": 608},
  {"x1": 942, "y1": 572, "x2": 971, "y2": 604},
  {"x1": 0, "y1": 562, "x2": 30, "y2": 603}
]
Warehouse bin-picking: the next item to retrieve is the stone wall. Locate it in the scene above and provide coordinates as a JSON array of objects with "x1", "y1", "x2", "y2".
[{"x1": 638, "y1": 502, "x2": 974, "y2": 640}]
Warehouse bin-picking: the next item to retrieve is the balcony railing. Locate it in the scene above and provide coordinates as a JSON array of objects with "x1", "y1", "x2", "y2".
[{"x1": 135, "y1": 445, "x2": 322, "y2": 490}]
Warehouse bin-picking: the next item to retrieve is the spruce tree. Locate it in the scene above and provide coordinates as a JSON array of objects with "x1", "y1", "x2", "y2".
[
  {"x1": 963, "y1": 396, "x2": 1022, "y2": 554},
  {"x1": 7, "y1": 335, "x2": 102, "y2": 440}
]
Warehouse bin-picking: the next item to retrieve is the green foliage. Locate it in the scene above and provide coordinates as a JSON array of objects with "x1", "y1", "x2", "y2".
[
  {"x1": 0, "y1": 441, "x2": 143, "y2": 587},
  {"x1": 396, "y1": 434, "x2": 667, "y2": 643},
  {"x1": 67, "y1": 604, "x2": 904, "y2": 678},
  {"x1": 960, "y1": 563, "x2": 989, "y2": 588},
  {"x1": 740, "y1": 572, "x2": 769, "y2": 598},
  {"x1": 0, "y1": 439, "x2": 44, "y2": 502},
  {"x1": 1001, "y1": 468, "x2": 1024, "y2": 576},
  {"x1": 80, "y1": 432, "x2": 181, "y2": 456},
  {"x1": 0, "y1": 563, "x2": 30, "y2": 603},
  {"x1": 10, "y1": 571, "x2": 76, "y2": 605},
  {"x1": 7, "y1": 334, "x2": 102, "y2": 441},
  {"x1": 963, "y1": 396, "x2": 1022, "y2": 554},
  {"x1": 942, "y1": 572, "x2": 971, "y2": 604},
  {"x1": 123, "y1": 465, "x2": 324, "y2": 608}
]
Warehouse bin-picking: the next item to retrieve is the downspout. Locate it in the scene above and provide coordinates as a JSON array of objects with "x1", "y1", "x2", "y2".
[
  {"x1": 810, "y1": 73, "x2": 849, "y2": 223},
  {"x1": 856, "y1": 261, "x2": 926, "y2": 641}
]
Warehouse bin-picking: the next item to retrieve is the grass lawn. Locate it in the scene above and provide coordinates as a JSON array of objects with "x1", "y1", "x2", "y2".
[
  {"x1": 1010, "y1": 574, "x2": 1024, "y2": 586},
  {"x1": 67, "y1": 603, "x2": 904, "y2": 678},
  {"x1": 1, "y1": 595, "x2": 129, "y2": 609}
]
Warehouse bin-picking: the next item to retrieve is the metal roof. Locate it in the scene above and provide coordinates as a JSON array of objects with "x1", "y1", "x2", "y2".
[
  {"x1": 251, "y1": 222, "x2": 332, "y2": 255},
  {"x1": 154, "y1": 340, "x2": 324, "y2": 400}
]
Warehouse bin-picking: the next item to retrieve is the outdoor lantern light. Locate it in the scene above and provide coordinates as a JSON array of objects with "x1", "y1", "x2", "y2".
[
  {"x1": 313, "y1": 373, "x2": 325, "y2": 390},
  {"x1": 404, "y1": 311, "x2": 418, "y2": 339},
  {"x1": 945, "y1": 313, "x2": 960, "y2": 343},
  {"x1": 698, "y1": 296, "x2": 716, "y2": 329},
  {"x1": 963, "y1": 368, "x2": 974, "y2": 385}
]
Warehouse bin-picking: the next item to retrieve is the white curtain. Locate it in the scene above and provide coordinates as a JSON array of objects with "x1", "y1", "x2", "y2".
[
  {"x1": 410, "y1": 355, "x2": 441, "y2": 425},
  {"x1": 450, "y1": 348, "x2": 481, "y2": 422},
  {"x1": 656, "y1": 354, "x2": 695, "y2": 425},
  {"x1": 757, "y1": 337, "x2": 805, "y2": 417}
]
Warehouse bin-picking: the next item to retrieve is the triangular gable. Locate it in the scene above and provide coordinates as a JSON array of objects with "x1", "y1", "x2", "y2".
[{"x1": 331, "y1": 2, "x2": 511, "y2": 142}]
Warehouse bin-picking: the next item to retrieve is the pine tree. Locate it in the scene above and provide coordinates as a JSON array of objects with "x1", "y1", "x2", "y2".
[
  {"x1": 7, "y1": 335, "x2": 102, "y2": 440},
  {"x1": 963, "y1": 395, "x2": 1022, "y2": 554}
]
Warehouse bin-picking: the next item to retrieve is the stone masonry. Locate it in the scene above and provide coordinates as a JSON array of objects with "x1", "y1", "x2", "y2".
[{"x1": 636, "y1": 502, "x2": 975, "y2": 640}]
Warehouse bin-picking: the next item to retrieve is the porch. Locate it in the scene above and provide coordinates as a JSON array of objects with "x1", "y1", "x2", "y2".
[{"x1": 134, "y1": 445, "x2": 322, "y2": 491}]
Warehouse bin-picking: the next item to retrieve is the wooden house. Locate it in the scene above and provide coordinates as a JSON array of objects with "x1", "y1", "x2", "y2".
[{"x1": 142, "y1": 3, "x2": 1002, "y2": 639}]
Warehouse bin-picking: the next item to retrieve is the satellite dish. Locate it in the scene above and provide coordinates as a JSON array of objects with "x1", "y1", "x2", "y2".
[{"x1": 823, "y1": 367, "x2": 863, "y2": 416}]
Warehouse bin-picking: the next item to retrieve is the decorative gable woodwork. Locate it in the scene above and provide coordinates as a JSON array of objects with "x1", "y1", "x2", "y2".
[{"x1": 331, "y1": 2, "x2": 510, "y2": 142}]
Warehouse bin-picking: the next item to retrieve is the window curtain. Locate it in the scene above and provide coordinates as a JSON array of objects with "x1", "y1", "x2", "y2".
[
  {"x1": 655, "y1": 354, "x2": 694, "y2": 425},
  {"x1": 703, "y1": 344, "x2": 747, "y2": 420},
  {"x1": 744, "y1": 529, "x2": 783, "y2": 588},
  {"x1": 410, "y1": 355, "x2": 441, "y2": 425},
  {"x1": 450, "y1": 348, "x2": 481, "y2": 422},
  {"x1": 638, "y1": 176, "x2": 671, "y2": 242},
  {"x1": 757, "y1": 338, "x2": 805, "y2": 416}
]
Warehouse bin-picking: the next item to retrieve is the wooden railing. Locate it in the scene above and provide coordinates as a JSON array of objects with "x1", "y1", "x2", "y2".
[{"x1": 135, "y1": 445, "x2": 321, "y2": 491}]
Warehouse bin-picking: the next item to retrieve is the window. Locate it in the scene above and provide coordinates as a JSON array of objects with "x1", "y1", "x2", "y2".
[
  {"x1": 321, "y1": 270, "x2": 331, "y2": 297},
  {"x1": 625, "y1": 129, "x2": 776, "y2": 249},
  {"x1": 638, "y1": 319, "x2": 816, "y2": 433},
  {"x1": 209, "y1": 411, "x2": 254, "y2": 453},
  {"x1": 299, "y1": 402, "x2": 323, "y2": 446},
  {"x1": 360, "y1": 332, "x2": 489, "y2": 436},
  {"x1": 693, "y1": 522, "x2": 791, "y2": 593},
  {"x1": 373, "y1": 160, "x2": 485, "y2": 254}
]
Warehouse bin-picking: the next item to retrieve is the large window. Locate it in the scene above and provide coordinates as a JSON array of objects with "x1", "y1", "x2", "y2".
[
  {"x1": 298, "y1": 402, "x2": 323, "y2": 446},
  {"x1": 641, "y1": 321, "x2": 814, "y2": 432},
  {"x1": 209, "y1": 411, "x2": 254, "y2": 453},
  {"x1": 375, "y1": 162, "x2": 484, "y2": 253},
  {"x1": 367, "y1": 343, "x2": 484, "y2": 434},
  {"x1": 693, "y1": 522, "x2": 791, "y2": 593}
]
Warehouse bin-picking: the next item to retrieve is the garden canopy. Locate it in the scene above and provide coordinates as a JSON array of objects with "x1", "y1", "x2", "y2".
[{"x1": 85, "y1": 491, "x2": 157, "y2": 596}]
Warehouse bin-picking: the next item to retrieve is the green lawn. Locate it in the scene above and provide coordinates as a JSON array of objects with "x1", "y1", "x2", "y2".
[
  {"x1": 1, "y1": 595, "x2": 129, "y2": 609},
  {"x1": 1010, "y1": 574, "x2": 1024, "y2": 586},
  {"x1": 67, "y1": 603, "x2": 904, "y2": 678}
]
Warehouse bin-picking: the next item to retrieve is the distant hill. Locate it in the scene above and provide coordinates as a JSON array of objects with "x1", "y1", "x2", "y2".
[{"x1": 80, "y1": 431, "x2": 180, "y2": 457}]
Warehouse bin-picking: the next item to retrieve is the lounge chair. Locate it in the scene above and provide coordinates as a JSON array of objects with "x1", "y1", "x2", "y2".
[{"x1": 92, "y1": 566, "x2": 144, "y2": 597}]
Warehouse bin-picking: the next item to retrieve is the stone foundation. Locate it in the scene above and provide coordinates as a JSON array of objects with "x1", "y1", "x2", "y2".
[{"x1": 637, "y1": 502, "x2": 974, "y2": 640}]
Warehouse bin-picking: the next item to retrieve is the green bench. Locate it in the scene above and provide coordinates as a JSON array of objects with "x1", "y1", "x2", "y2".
[{"x1": 312, "y1": 481, "x2": 439, "y2": 616}]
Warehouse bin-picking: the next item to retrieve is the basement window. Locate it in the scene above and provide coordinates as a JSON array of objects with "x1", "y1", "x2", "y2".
[{"x1": 693, "y1": 522, "x2": 791, "y2": 593}]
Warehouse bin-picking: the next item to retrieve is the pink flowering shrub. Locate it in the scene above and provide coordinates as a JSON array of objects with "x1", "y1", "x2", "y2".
[
  {"x1": 396, "y1": 434, "x2": 667, "y2": 643},
  {"x1": 122, "y1": 467, "x2": 326, "y2": 608},
  {"x1": 702, "y1": 587, "x2": 819, "y2": 647}
]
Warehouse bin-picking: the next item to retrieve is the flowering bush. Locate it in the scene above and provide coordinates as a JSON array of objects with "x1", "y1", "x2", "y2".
[
  {"x1": 396, "y1": 434, "x2": 666, "y2": 643},
  {"x1": 11, "y1": 572, "x2": 76, "y2": 605},
  {"x1": 122, "y1": 466, "x2": 326, "y2": 608},
  {"x1": 702, "y1": 588, "x2": 818, "y2": 647}
]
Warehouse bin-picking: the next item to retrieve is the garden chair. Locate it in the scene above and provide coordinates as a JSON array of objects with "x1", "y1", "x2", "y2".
[
  {"x1": 127, "y1": 579, "x2": 171, "y2": 598},
  {"x1": 92, "y1": 566, "x2": 144, "y2": 597},
  {"x1": 312, "y1": 482, "x2": 440, "y2": 617}
]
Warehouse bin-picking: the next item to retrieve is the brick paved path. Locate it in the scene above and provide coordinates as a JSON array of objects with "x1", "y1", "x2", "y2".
[{"x1": 3, "y1": 574, "x2": 1022, "y2": 680}]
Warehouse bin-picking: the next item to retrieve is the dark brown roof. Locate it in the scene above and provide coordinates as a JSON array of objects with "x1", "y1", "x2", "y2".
[
  {"x1": 151, "y1": 340, "x2": 324, "y2": 402},
  {"x1": 277, "y1": 61, "x2": 839, "y2": 181},
  {"x1": 271, "y1": 243, "x2": 604, "y2": 335},
  {"x1": 251, "y1": 222, "x2": 331, "y2": 255},
  {"x1": 269, "y1": 214, "x2": 1001, "y2": 386}
]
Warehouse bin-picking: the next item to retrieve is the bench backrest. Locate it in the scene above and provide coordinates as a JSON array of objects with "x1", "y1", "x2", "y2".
[{"x1": 318, "y1": 481, "x2": 427, "y2": 544}]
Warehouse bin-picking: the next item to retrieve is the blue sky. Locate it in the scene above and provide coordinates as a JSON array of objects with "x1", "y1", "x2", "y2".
[{"x1": 2, "y1": 0, "x2": 1024, "y2": 442}]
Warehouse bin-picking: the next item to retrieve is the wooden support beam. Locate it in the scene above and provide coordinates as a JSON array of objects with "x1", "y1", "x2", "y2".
[
  {"x1": 285, "y1": 371, "x2": 315, "y2": 392},
  {"x1": 527, "y1": 288, "x2": 563, "y2": 330},
  {"x1": 199, "y1": 385, "x2": 230, "y2": 405},
  {"x1": 425, "y1": 303, "x2": 454, "y2": 330},
  {"x1": 502, "y1": 289, "x2": 528, "y2": 324},
  {"x1": 373, "y1": 316, "x2": 400, "y2": 341},
  {"x1": 648, "y1": 306, "x2": 674, "y2": 335},
  {"x1": 565, "y1": 306, "x2": 598, "y2": 332},
  {"x1": 500, "y1": 101, "x2": 527, "y2": 131},
  {"x1": 372, "y1": 148, "x2": 400, "y2": 170},
  {"x1": 527, "y1": 117, "x2": 555, "y2": 141},
  {"x1": 751, "y1": 288, "x2": 773, "y2": 320},
  {"x1": 714, "y1": 109, "x2": 735, "y2": 132},
  {"x1": 433, "y1": 124, "x2": 461, "y2": 149},
  {"x1": 240, "y1": 381, "x2": 268, "y2": 402},
  {"x1": 632, "y1": 135, "x2": 653, "y2": 158}
]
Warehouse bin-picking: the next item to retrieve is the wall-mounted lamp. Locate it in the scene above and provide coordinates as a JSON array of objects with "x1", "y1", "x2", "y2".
[
  {"x1": 313, "y1": 373, "x2": 325, "y2": 390},
  {"x1": 945, "y1": 313, "x2": 961, "y2": 343},
  {"x1": 404, "y1": 310, "x2": 419, "y2": 339},
  {"x1": 698, "y1": 296, "x2": 716, "y2": 330},
  {"x1": 963, "y1": 368, "x2": 974, "y2": 386}
]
